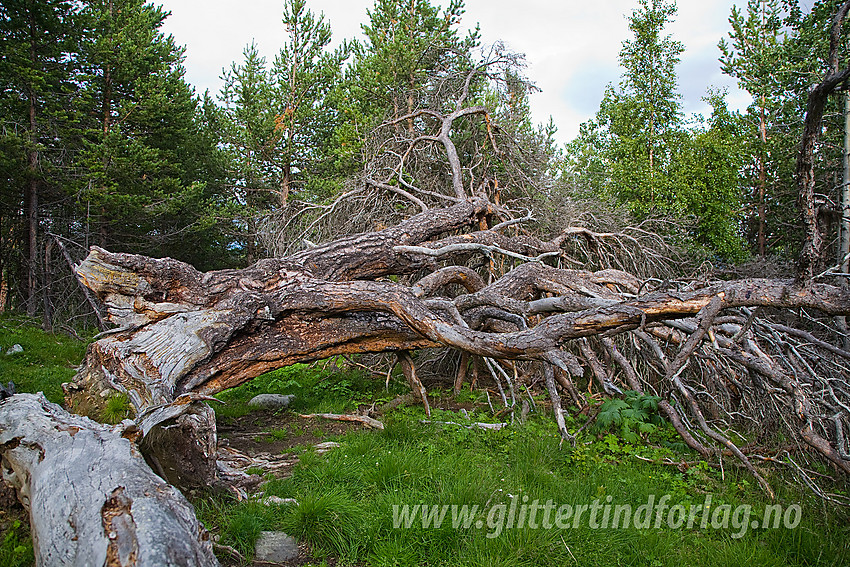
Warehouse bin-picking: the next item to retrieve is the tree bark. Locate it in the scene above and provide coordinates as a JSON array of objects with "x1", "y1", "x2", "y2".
[
  {"x1": 0, "y1": 393, "x2": 218, "y2": 566},
  {"x1": 63, "y1": 197, "x2": 850, "y2": 489},
  {"x1": 25, "y1": 6, "x2": 39, "y2": 318},
  {"x1": 797, "y1": 1, "x2": 850, "y2": 281},
  {"x1": 841, "y1": 92, "x2": 850, "y2": 270}
]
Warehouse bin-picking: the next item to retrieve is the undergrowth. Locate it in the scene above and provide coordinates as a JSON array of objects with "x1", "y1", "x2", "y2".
[
  {"x1": 0, "y1": 519, "x2": 34, "y2": 567},
  {"x1": 212, "y1": 360, "x2": 410, "y2": 421},
  {"x1": 197, "y1": 369, "x2": 850, "y2": 566},
  {"x1": 0, "y1": 316, "x2": 89, "y2": 403}
]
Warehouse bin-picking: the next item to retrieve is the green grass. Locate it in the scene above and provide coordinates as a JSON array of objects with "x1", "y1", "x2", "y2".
[
  {"x1": 213, "y1": 360, "x2": 410, "y2": 421},
  {"x1": 0, "y1": 316, "x2": 89, "y2": 403},
  {"x1": 0, "y1": 520, "x2": 33, "y2": 567},
  {"x1": 200, "y1": 396, "x2": 850, "y2": 567}
]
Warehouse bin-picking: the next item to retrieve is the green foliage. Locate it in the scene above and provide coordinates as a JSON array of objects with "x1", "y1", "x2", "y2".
[
  {"x1": 0, "y1": 0, "x2": 234, "y2": 323},
  {"x1": 214, "y1": 0, "x2": 350, "y2": 258},
  {"x1": 348, "y1": 0, "x2": 479, "y2": 123},
  {"x1": 716, "y1": 0, "x2": 850, "y2": 260},
  {"x1": 717, "y1": 0, "x2": 796, "y2": 258},
  {"x1": 73, "y1": 0, "x2": 230, "y2": 269},
  {"x1": 565, "y1": 0, "x2": 753, "y2": 260},
  {"x1": 0, "y1": 520, "x2": 33, "y2": 567},
  {"x1": 0, "y1": 0, "x2": 80, "y2": 314},
  {"x1": 592, "y1": 390, "x2": 664, "y2": 443},
  {"x1": 672, "y1": 92, "x2": 747, "y2": 260},
  {"x1": 101, "y1": 392, "x2": 131, "y2": 424},
  {"x1": 602, "y1": 0, "x2": 684, "y2": 217}
]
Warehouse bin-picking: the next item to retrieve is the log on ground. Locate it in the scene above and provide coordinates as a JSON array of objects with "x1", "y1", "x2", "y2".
[{"x1": 0, "y1": 393, "x2": 218, "y2": 566}]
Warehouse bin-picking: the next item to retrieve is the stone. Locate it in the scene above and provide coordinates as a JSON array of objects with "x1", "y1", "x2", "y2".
[
  {"x1": 255, "y1": 531, "x2": 299, "y2": 563},
  {"x1": 247, "y1": 394, "x2": 294, "y2": 410},
  {"x1": 5, "y1": 344, "x2": 22, "y2": 356}
]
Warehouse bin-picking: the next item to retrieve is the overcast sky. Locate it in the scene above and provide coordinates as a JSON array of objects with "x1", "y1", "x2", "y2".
[{"x1": 158, "y1": 0, "x2": 754, "y2": 144}]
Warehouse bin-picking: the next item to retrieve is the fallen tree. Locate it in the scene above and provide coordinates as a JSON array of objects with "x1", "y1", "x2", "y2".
[
  {"x1": 0, "y1": 393, "x2": 218, "y2": 566},
  {"x1": 62, "y1": 192, "x2": 850, "y2": 496},
  {"x1": 59, "y1": 10, "x2": 850, "y2": 497},
  {"x1": 3, "y1": 6, "x2": 850, "y2": 562}
]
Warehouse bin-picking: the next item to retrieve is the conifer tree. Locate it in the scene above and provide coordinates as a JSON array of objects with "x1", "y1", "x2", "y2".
[
  {"x1": 0, "y1": 0, "x2": 78, "y2": 314},
  {"x1": 75, "y1": 0, "x2": 223, "y2": 267}
]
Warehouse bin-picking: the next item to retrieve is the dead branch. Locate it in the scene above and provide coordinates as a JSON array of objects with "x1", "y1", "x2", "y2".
[
  {"x1": 0, "y1": 393, "x2": 218, "y2": 566},
  {"x1": 298, "y1": 413, "x2": 385, "y2": 430}
]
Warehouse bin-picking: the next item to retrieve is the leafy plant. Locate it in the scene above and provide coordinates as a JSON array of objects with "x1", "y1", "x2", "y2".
[
  {"x1": 0, "y1": 520, "x2": 33, "y2": 567},
  {"x1": 592, "y1": 390, "x2": 664, "y2": 443}
]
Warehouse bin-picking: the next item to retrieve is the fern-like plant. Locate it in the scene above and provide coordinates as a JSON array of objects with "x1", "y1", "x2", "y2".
[{"x1": 592, "y1": 391, "x2": 664, "y2": 443}]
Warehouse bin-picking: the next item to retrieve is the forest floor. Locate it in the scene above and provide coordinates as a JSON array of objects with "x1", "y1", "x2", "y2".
[{"x1": 1, "y1": 316, "x2": 849, "y2": 566}]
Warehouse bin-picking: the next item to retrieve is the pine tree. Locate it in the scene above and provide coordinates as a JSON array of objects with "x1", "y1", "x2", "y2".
[
  {"x1": 270, "y1": 0, "x2": 347, "y2": 204},
  {"x1": 345, "y1": 0, "x2": 479, "y2": 129},
  {"x1": 217, "y1": 1, "x2": 345, "y2": 259},
  {"x1": 75, "y1": 0, "x2": 224, "y2": 267},
  {"x1": 0, "y1": 0, "x2": 78, "y2": 315},
  {"x1": 719, "y1": 0, "x2": 793, "y2": 257}
]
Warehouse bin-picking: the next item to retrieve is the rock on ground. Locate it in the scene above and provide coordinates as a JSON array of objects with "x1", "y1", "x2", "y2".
[
  {"x1": 254, "y1": 531, "x2": 300, "y2": 563},
  {"x1": 247, "y1": 394, "x2": 294, "y2": 410},
  {"x1": 5, "y1": 344, "x2": 22, "y2": 355}
]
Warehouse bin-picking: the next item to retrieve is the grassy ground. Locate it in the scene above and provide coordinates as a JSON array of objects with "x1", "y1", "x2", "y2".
[
  {"x1": 0, "y1": 315, "x2": 89, "y2": 404},
  {"x1": 1, "y1": 318, "x2": 849, "y2": 566},
  {"x1": 204, "y1": 364, "x2": 850, "y2": 566}
]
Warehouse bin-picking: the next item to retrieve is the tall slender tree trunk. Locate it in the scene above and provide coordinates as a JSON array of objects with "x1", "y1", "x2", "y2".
[
  {"x1": 26, "y1": 117, "x2": 38, "y2": 318},
  {"x1": 757, "y1": 97, "x2": 768, "y2": 257},
  {"x1": 648, "y1": 114, "x2": 655, "y2": 205},
  {"x1": 99, "y1": 0, "x2": 113, "y2": 248},
  {"x1": 755, "y1": 0, "x2": 769, "y2": 258},
  {"x1": 281, "y1": 163, "x2": 291, "y2": 206},
  {"x1": 841, "y1": 92, "x2": 850, "y2": 271},
  {"x1": 42, "y1": 239, "x2": 53, "y2": 331},
  {"x1": 838, "y1": 92, "x2": 850, "y2": 348},
  {"x1": 26, "y1": 6, "x2": 39, "y2": 317}
]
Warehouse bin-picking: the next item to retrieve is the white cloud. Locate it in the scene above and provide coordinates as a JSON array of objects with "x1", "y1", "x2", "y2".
[{"x1": 158, "y1": 0, "x2": 749, "y2": 143}]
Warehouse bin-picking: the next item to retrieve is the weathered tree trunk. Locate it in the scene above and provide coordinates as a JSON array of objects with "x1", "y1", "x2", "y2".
[
  {"x1": 65, "y1": 198, "x2": 494, "y2": 486},
  {"x1": 63, "y1": 193, "x2": 850, "y2": 489},
  {"x1": 0, "y1": 393, "x2": 218, "y2": 566},
  {"x1": 797, "y1": 1, "x2": 850, "y2": 281}
]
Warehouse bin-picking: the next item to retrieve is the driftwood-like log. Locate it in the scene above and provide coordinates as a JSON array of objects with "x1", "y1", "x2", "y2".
[{"x1": 0, "y1": 393, "x2": 218, "y2": 566}]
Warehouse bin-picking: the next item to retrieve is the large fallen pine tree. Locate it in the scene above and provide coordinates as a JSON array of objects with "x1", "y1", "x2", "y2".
[{"x1": 3, "y1": 3, "x2": 850, "y2": 562}]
